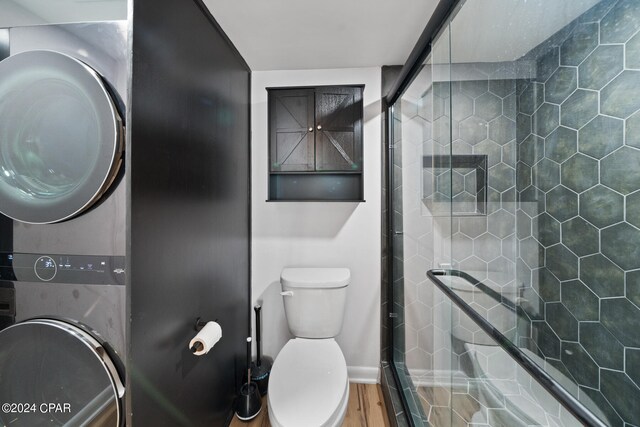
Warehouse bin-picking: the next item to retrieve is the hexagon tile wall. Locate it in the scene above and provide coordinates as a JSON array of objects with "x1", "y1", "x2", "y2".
[{"x1": 516, "y1": 0, "x2": 640, "y2": 425}]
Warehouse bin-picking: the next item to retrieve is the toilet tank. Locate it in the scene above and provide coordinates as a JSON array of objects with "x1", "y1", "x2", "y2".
[{"x1": 280, "y1": 268, "x2": 350, "y2": 339}]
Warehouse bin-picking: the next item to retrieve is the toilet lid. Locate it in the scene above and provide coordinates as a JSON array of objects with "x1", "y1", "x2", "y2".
[
  {"x1": 269, "y1": 338, "x2": 348, "y2": 427},
  {"x1": 281, "y1": 268, "x2": 350, "y2": 289}
]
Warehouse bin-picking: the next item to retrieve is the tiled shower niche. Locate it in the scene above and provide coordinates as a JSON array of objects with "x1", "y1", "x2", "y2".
[{"x1": 423, "y1": 154, "x2": 488, "y2": 216}]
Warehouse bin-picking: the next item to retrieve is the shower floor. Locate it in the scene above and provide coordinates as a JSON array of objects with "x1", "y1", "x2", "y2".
[
  {"x1": 419, "y1": 384, "x2": 481, "y2": 426},
  {"x1": 417, "y1": 378, "x2": 579, "y2": 427}
]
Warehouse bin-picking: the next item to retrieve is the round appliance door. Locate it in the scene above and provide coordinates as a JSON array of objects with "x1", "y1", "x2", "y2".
[
  {"x1": 0, "y1": 50, "x2": 124, "y2": 224},
  {"x1": 0, "y1": 318, "x2": 125, "y2": 427}
]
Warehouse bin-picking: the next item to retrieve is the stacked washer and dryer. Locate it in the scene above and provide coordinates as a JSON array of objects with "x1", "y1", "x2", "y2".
[{"x1": 0, "y1": 21, "x2": 128, "y2": 426}]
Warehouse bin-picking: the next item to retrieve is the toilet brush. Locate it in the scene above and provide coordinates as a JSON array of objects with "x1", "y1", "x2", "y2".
[
  {"x1": 234, "y1": 337, "x2": 262, "y2": 421},
  {"x1": 250, "y1": 305, "x2": 273, "y2": 396}
]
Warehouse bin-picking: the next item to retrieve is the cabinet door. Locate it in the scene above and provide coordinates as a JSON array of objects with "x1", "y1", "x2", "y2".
[
  {"x1": 314, "y1": 86, "x2": 363, "y2": 171},
  {"x1": 269, "y1": 89, "x2": 315, "y2": 172}
]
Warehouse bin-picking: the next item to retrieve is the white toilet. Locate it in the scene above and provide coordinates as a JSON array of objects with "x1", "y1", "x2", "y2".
[{"x1": 268, "y1": 267, "x2": 350, "y2": 427}]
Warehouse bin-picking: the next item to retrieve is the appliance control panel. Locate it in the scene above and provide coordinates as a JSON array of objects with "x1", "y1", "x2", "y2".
[{"x1": 0, "y1": 253, "x2": 125, "y2": 285}]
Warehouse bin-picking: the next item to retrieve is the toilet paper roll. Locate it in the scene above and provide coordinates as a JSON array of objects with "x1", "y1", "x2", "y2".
[{"x1": 189, "y1": 321, "x2": 222, "y2": 356}]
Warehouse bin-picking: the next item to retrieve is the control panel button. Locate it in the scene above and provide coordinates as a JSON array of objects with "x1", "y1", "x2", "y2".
[{"x1": 34, "y1": 256, "x2": 57, "y2": 282}]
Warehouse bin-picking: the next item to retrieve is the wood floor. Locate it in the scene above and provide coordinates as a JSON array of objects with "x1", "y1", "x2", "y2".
[{"x1": 229, "y1": 383, "x2": 391, "y2": 427}]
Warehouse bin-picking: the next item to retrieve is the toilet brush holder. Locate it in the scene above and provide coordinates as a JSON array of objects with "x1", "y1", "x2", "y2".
[
  {"x1": 250, "y1": 305, "x2": 272, "y2": 396},
  {"x1": 234, "y1": 382, "x2": 261, "y2": 421},
  {"x1": 234, "y1": 337, "x2": 261, "y2": 421}
]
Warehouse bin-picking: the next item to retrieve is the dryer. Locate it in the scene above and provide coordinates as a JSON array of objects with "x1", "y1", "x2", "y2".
[{"x1": 0, "y1": 21, "x2": 128, "y2": 427}]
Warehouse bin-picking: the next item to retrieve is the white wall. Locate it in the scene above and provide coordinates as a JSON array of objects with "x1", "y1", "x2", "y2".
[{"x1": 251, "y1": 67, "x2": 382, "y2": 383}]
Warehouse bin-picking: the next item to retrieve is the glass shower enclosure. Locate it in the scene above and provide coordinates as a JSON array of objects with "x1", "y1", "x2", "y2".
[{"x1": 387, "y1": 0, "x2": 640, "y2": 426}]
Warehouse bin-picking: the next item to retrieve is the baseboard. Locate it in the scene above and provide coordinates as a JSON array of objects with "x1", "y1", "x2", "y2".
[{"x1": 348, "y1": 366, "x2": 380, "y2": 384}]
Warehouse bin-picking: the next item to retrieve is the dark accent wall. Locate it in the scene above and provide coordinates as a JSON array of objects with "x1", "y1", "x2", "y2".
[
  {"x1": 128, "y1": 1, "x2": 250, "y2": 425},
  {"x1": 516, "y1": 1, "x2": 640, "y2": 425}
]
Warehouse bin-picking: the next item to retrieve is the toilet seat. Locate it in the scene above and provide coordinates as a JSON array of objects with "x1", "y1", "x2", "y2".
[{"x1": 268, "y1": 338, "x2": 349, "y2": 427}]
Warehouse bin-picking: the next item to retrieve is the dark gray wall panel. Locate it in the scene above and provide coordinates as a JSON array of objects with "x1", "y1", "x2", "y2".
[{"x1": 128, "y1": 0, "x2": 250, "y2": 425}]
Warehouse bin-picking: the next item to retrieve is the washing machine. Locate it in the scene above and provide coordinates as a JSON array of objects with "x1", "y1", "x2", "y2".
[{"x1": 0, "y1": 21, "x2": 128, "y2": 426}]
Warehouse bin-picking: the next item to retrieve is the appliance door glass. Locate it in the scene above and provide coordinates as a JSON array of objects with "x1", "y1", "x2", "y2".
[
  {"x1": 0, "y1": 318, "x2": 124, "y2": 427},
  {"x1": 0, "y1": 50, "x2": 123, "y2": 224}
]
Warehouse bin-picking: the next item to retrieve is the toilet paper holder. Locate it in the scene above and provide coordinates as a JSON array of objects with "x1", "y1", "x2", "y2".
[{"x1": 194, "y1": 317, "x2": 214, "y2": 331}]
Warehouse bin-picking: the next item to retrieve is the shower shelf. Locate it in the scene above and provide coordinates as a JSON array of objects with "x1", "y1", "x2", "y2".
[{"x1": 427, "y1": 269, "x2": 607, "y2": 427}]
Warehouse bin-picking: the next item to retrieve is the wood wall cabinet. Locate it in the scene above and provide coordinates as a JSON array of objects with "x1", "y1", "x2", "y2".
[{"x1": 268, "y1": 85, "x2": 364, "y2": 201}]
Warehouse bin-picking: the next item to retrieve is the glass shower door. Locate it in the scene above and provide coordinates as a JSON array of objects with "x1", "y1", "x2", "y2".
[
  {"x1": 390, "y1": 18, "x2": 462, "y2": 426},
  {"x1": 389, "y1": 0, "x2": 640, "y2": 425}
]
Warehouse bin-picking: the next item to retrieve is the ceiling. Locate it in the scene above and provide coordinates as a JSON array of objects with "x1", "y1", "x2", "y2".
[
  {"x1": 203, "y1": 0, "x2": 438, "y2": 71},
  {"x1": 1, "y1": 0, "x2": 601, "y2": 74},
  {"x1": 0, "y1": 0, "x2": 436, "y2": 71},
  {"x1": 206, "y1": 0, "x2": 601, "y2": 71}
]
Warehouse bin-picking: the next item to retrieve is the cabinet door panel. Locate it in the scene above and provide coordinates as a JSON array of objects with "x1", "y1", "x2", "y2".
[
  {"x1": 315, "y1": 86, "x2": 362, "y2": 171},
  {"x1": 269, "y1": 89, "x2": 314, "y2": 171}
]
